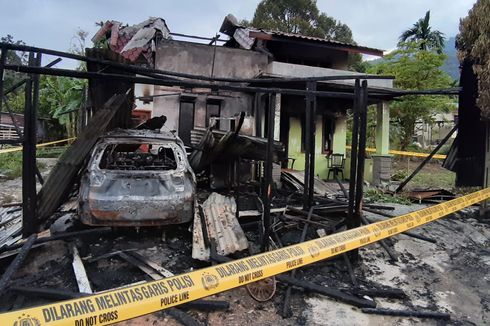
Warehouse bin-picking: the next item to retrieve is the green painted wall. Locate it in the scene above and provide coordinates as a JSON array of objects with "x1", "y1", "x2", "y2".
[
  {"x1": 287, "y1": 116, "x2": 330, "y2": 179},
  {"x1": 332, "y1": 116, "x2": 347, "y2": 155},
  {"x1": 287, "y1": 116, "x2": 373, "y2": 182}
]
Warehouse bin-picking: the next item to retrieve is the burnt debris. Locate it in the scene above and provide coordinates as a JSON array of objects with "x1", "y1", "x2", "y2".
[{"x1": 0, "y1": 27, "x2": 470, "y2": 324}]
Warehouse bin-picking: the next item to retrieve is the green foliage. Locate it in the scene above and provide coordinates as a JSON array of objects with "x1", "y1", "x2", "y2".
[
  {"x1": 35, "y1": 146, "x2": 67, "y2": 158},
  {"x1": 0, "y1": 152, "x2": 47, "y2": 179},
  {"x1": 391, "y1": 169, "x2": 409, "y2": 181},
  {"x1": 251, "y1": 0, "x2": 320, "y2": 35},
  {"x1": 368, "y1": 42, "x2": 454, "y2": 150},
  {"x1": 364, "y1": 188, "x2": 412, "y2": 205},
  {"x1": 1, "y1": 35, "x2": 28, "y2": 91},
  {"x1": 69, "y1": 29, "x2": 89, "y2": 71},
  {"x1": 247, "y1": 0, "x2": 361, "y2": 70},
  {"x1": 38, "y1": 76, "x2": 87, "y2": 137},
  {"x1": 2, "y1": 32, "x2": 87, "y2": 139},
  {"x1": 398, "y1": 11, "x2": 445, "y2": 54},
  {"x1": 0, "y1": 152, "x2": 23, "y2": 179},
  {"x1": 457, "y1": 0, "x2": 490, "y2": 119}
]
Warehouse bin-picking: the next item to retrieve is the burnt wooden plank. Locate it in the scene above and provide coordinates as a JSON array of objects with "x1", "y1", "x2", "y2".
[{"x1": 36, "y1": 93, "x2": 129, "y2": 226}]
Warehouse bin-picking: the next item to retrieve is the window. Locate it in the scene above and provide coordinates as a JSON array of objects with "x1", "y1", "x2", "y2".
[
  {"x1": 322, "y1": 116, "x2": 335, "y2": 154},
  {"x1": 99, "y1": 143, "x2": 177, "y2": 171},
  {"x1": 206, "y1": 100, "x2": 221, "y2": 129}
]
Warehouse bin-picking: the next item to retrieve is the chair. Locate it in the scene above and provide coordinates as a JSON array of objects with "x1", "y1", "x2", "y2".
[
  {"x1": 327, "y1": 153, "x2": 345, "y2": 180},
  {"x1": 285, "y1": 157, "x2": 296, "y2": 169}
]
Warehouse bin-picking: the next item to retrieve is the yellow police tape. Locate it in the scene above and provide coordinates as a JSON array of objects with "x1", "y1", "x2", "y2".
[
  {"x1": 345, "y1": 145, "x2": 447, "y2": 159},
  {"x1": 1, "y1": 188, "x2": 489, "y2": 326},
  {"x1": 0, "y1": 138, "x2": 76, "y2": 154}
]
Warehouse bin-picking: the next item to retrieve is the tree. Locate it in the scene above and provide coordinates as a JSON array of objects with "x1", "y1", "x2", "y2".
[
  {"x1": 69, "y1": 28, "x2": 89, "y2": 71},
  {"x1": 1, "y1": 33, "x2": 87, "y2": 138},
  {"x1": 244, "y1": 0, "x2": 361, "y2": 69},
  {"x1": 38, "y1": 76, "x2": 85, "y2": 137},
  {"x1": 369, "y1": 42, "x2": 453, "y2": 150},
  {"x1": 38, "y1": 30, "x2": 88, "y2": 137},
  {"x1": 248, "y1": 0, "x2": 354, "y2": 42},
  {"x1": 1, "y1": 35, "x2": 28, "y2": 90},
  {"x1": 457, "y1": 0, "x2": 490, "y2": 120},
  {"x1": 398, "y1": 11, "x2": 445, "y2": 54}
]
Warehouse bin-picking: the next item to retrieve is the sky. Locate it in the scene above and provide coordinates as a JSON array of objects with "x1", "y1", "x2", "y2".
[{"x1": 0, "y1": 0, "x2": 477, "y2": 67}]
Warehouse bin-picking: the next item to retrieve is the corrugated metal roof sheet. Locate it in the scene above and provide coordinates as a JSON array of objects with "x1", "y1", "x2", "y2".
[
  {"x1": 219, "y1": 14, "x2": 384, "y2": 56},
  {"x1": 192, "y1": 193, "x2": 248, "y2": 261},
  {"x1": 0, "y1": 205, "x2": 22, "y2": 248},
  {"x1": 254, "y1": 29, "x2": 384, "y2": 56},
  {"x1": 220, "y1": 14, "x2": 384, "y2": 56}
]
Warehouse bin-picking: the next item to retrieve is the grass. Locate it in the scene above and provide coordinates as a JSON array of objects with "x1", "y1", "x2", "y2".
[
  {"x1": 392, "y1": 158, "x2": 455, "y2": 191},
  {"x1": 364, "y1": 188, "x2": 412, "y2": 205},
  {"x1": 0, "y1": 152, "x2": 24, "y2": 179},
  {"x1": 363, "y1": 159, "x2": 455, "y2": 205},
  {"x1": 0, "y1": 146, "x2": 66, "y2": 179}
]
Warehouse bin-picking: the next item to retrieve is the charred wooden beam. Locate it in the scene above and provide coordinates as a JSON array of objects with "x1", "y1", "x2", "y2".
[
  {"x1": 9, "y1": 286, "x2": 88, "y2": 300},
  {"x1": 22, "y1": 52, "x2": 41, "y2": 236},
  {"x1": 361, "y1": 308, "x2": 450, "y2": 320},
  {"x1": 276, "y1": 274, "x2": 376, "y2": 308},
  {"x1": 0, "y1": 227, "x2": 111, "y2": 255},
  {"x1": 165, "y1": 308, "x2": 202, "y2": 326},
  {"x1": 262, "y1": 94, "x2": 276, "y2": 251},
  {"x1": 0, "y1": 234, "x2": 37, "y2": 296},
  {"x1": 353, "y1": 288, "x2": 406, "y2": 299},
  {"x1": 282, "y1": 206, "x2": 314, "y2": 317},
  {"x1": 4, "y1": 64, "x2": 358, "y2": 99}
]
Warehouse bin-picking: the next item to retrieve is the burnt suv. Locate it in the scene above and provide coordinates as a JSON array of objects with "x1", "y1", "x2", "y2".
[{"x1": 79, "y1": 129, "x2": 195, "y2": 226}]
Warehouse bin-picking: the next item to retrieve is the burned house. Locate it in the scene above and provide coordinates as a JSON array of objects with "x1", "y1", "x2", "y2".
[{"x1": 139, "y1": 15, "x2": 394, "y2": 185}]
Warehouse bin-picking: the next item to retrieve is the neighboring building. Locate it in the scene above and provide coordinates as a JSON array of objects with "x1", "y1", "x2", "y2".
[
  {"x1": 0, "y1": 112, "x2": 24, "y2": 141},
  {"x1": 414, "y1": 112, "x2": 457, "y2": 149},
  {"x1": 0, "y1": 112, "x2": 47, "y2": 142}
]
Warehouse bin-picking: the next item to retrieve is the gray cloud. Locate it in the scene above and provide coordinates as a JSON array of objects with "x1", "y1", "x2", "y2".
[{"x1": 0, "y1": 0, "x2": 476, "y2": 67}]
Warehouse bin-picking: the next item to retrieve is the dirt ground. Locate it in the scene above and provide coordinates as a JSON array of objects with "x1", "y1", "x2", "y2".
[{"x1": 0, "y1": 158, "x2": 58, "y2": 205}]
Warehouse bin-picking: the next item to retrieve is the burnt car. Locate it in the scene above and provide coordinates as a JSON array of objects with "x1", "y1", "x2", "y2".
[{"x1": 79, "y1": 129, "x2": 195, "y2": 226}]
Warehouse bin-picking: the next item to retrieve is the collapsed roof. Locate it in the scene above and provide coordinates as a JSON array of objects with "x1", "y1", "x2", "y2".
[{"x1": 92, "y1": 17, "x2": 170, "y2": 64}]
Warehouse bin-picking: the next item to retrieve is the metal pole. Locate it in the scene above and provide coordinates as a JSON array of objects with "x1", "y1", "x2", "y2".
[
  {"x1": 261, "y1": 94, "x2": 276, "y2": 252},
  {"x1": 395, "y1": 124, "x2": 458, "y2": 193},
  {"x1": 22, "y1": 52, "x2": 41, "y2": 236},
  {"x1": 347, "y1": 79, "x2": 361, "y2": 229}
]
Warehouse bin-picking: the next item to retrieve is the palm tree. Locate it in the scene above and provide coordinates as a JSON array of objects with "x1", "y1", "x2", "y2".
[{"x1": 398, "y1": 11, "x2": 445, "y2": 53}]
